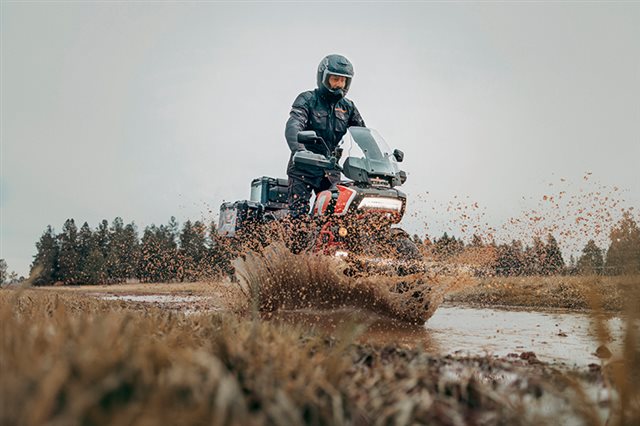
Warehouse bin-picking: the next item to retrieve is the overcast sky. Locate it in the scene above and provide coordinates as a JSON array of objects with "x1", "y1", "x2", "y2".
[{"x1": 2, "y1": 2, "x2": 639, "y2": 276}]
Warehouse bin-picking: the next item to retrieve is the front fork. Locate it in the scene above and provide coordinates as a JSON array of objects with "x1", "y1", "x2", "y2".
[{"x1": 314, "y1": 221, "x2": 345, "y2": 255}]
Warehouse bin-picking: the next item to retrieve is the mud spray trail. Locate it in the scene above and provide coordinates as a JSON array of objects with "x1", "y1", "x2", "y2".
[
  {"x1": 232, "y1": 243, "x2": 473, "y2": 324},
  {"x1": 229, "y1": 244, "x2": 631, "y2": 368}
]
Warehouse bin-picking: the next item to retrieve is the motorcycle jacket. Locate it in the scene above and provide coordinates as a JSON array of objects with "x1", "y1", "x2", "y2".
[{"x1": 285, "y1": 88, "x2": 365, "y2": 179}]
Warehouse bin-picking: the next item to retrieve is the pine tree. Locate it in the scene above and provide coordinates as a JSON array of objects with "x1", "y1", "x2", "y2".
[
  {"x1": 495, "y1": 240, "x2": 524, "y2": 276},
  {"x1": 208, "y1": 220, "x2": 232, "y2": 277},
  {"x1": 192, "y1": 220, "x2": 209, "y2": 276},
  {"x1": 605, "y1": 211, "x2": 640, "y2": 275},
  {"x1": 577, "y1": 239, "x2": 604, "y2": 275},
  {"x1": 31, "y1": 226, "x2": 60, "y2": 285},
  {"x1": 139, "y1": 221, "x2": 178, "y2": 283},
  {"x1": 104, "y1": 218, "x2": 140, "y2": 283},
  {"x1": 57, "y1": 219, "x2": 81, "y2": 284},
  {"x1": 544, "y1": 234, "x2": 565, "y2": 275},
  {"x1": 161, "y1": 222, "x2": 179, "y2": 281},
  {"x1": 522, "y1": 237, "x2": 546, "y2": 275},
  {"x1": 122, "y1": 222, "x2": 140, "y2": 280},
  {"x1": 95, "y1": 219, "x2": 110, "y2": 259},
  {"x1": 567, "y1": 254, "x2": 577, "y2": 275},
  {"x1": 0, "y1": 259, "x2": 7, "y2": 285},
  {"x1": 471, "y1": 234, "x2": 483, "y2": 248},
  {"x1": 139, "y1": 226, "x2": 159, "y2": 282},
  {"x1": 167, "y1": 216, "x2": 179, "y2": 246},
  {"x1": 106, "y1": 217, "x2": 126, "y2": 282},
  {"x1": 177, "y1": 220, "x2": 208, "y2": 281},
  {"x1": 77, "y1": 222, "x2": 106, "y2": 284},
  {"x1": 434, "y1": 232, "x2": 454, "y2": 258}
]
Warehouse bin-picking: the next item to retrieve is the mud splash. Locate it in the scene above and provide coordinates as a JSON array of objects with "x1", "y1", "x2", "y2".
[{"x1": 233, "y1": 243, "x2": 473, "y2": 324}]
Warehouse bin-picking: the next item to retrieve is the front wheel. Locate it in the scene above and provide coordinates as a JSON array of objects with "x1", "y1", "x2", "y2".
[
  {"x1": 390, "y1": 228, "x2": 423, "y2": 261},
  {"x1": 393, "y1": 235, "x2": 423, "y2": 260}
]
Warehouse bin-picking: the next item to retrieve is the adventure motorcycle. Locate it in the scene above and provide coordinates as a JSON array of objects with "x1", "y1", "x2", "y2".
[{"x1": 218, "y1": 127, "x2": 422, "y2": 273}]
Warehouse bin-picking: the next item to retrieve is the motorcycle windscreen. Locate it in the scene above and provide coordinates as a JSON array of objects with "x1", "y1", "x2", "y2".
[{"x1": 338, "y1": 127, "x2": 400, "y2": 181}]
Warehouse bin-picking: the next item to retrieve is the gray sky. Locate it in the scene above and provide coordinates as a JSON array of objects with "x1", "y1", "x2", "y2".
[{"x1": 2, "y1": 1, "x2": 639, "y2": 276}]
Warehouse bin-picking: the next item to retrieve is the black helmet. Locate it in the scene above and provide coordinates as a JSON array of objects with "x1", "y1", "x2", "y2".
[{"x1": 317, "y1": 54, "x2": 354, "y2": 100}]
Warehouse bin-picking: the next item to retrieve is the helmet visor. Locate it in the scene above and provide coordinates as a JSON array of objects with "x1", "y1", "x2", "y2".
[{"x1": 322, "y1": 70, "x2": 352, "y2": 94}]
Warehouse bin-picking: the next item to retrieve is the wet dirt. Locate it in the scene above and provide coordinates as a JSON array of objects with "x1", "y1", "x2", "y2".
[{"x1": 266, "y1": 305, "x2": 626, "y2": 368}]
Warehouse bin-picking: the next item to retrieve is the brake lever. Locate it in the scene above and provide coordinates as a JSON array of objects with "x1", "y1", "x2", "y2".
[{"x1": 328, "y1": 156, "x2": 342, "y2": 172}]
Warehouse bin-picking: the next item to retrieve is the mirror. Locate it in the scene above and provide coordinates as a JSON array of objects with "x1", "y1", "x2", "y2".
[{"x1": 393, "y1": 149, "x2": 404, "y2": 162}]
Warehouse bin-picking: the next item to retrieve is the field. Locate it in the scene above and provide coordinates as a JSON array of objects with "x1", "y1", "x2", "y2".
[
  {"x1": 446, "y1": 275, "x2": 636, "y2": 312},
  {"x1": 2, "y1": 251, "x2": 639, "y2": 425}
]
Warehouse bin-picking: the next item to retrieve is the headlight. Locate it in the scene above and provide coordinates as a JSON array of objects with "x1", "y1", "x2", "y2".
[{"x1": 357, "y1": 197, "x2": 403, "y2": 212}]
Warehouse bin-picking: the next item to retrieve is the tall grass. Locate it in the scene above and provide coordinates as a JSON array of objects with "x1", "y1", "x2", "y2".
[
  {"x1": 447, "y1": 275, "x2": 635, "y2": 311},
  {"x1": 0, "y1": 289, "x2": 355, "y2": 425},
  {"x1": 3, "y1": 286, "x2": 639, "y2": 425},
  {"x1": 586, "y1": 282, "x2": 640, "y2": 425}
]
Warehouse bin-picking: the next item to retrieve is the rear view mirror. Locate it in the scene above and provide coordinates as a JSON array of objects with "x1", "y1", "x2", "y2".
[
  {"x1": 393, "y1": 149, "x2": 404, "y2": 162},
  {"x1": 298, "y1": 131, "x2": 318, "y2": 144}
]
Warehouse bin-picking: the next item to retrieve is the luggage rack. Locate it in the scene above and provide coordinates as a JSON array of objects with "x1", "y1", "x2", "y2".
[{"x1": 218, "y1": 176, "x2": 290, "y2": 237}]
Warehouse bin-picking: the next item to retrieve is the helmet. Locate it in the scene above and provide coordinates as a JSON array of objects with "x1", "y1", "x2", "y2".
[{"x1": 317, "y1": 54, "x2": 354, "y2": 100}]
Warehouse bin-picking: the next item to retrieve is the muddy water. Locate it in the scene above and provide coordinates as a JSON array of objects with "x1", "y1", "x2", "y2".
[
  {"x1": 100, "y1": 294, "x2": 203, "y2": 304},
  {"x1": 96, "y1": 292, "x2": 625, "y2": 367},
  {"x1": 267, "y1": 305, "x2": 625, "y2": 367}
]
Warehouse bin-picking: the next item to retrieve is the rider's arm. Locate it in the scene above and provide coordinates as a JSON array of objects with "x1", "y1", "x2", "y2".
[
  {"x1": 349, "y1": 102, "x2": 366, "y2": 127},
  {"x1": 285, "y1": 93, "x2": 311, "y2": 153}
]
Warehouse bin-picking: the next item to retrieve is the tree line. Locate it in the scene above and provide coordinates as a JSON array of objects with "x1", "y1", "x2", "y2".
[
  {"x1": 414, "y1": 211, "x2": 640, "y2": 276},
  {"x1": 30, "y1": 217, "x2": 230, "y2": 285},
  {"x1": 22, "y1": 211, "x2": 640, "y2": 286}
]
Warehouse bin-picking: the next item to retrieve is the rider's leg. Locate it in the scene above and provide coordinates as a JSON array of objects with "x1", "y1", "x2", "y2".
[
  {"x1": 286, "y1": 175, "x2": 317, "y2": 253},
  {"x1": 287, "y1": 175, "x2": 314, "y2": 219}
]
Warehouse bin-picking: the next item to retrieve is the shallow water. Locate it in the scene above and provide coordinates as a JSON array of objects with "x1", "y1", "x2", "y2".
[
  {"x1": 100, "y1": 294, "x2": 203, "y2": 304},
  {"x1": 267, "y1": 305, "x2": 626, "y2": 367},
  {"x1": 427, "y1": 306, "x2": 625, "y2": 366},
  {"x1": 97, "y1": 291, "x2": 626, "y2": 367}
]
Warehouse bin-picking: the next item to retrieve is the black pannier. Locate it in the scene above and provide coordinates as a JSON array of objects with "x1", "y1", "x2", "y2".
[
  {"x1": 250, "y1": 176, "x2": 289, "y2": 210},
  {"x1": 218, "y1": 200, "x2": 264, "y2": 237}
]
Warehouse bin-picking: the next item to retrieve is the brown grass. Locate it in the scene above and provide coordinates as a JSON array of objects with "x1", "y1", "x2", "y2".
[
  {"x1": 4, "y1": 288, "x2": 638, "y2": 426},
  {"x1": 446, "y1": 275, "x2": 638, "y2": 311},
  {"x1": 3, "y1": 256, "x2": 639, "y2": 425},
  {"x1": 584, "y1": 282, "x2": 640, "y2": 425}
]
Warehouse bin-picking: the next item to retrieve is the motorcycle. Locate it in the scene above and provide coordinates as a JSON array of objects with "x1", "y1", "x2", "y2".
[{"x1": 218, "y1": 127, "x2": 422, "y2": 274}]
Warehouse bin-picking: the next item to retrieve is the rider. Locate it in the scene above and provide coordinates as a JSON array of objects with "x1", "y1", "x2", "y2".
[{"x1": 285, "y1": 54, "x2": 366, "y2": 219}]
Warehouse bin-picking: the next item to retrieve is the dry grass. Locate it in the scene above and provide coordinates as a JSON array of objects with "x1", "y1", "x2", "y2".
[
  {"x1": 2, "y1": 285, "x2": 639, "y2": 425},
  {"x1": 3, "y1": 252, "x2": 639, "y2": 425},
  {"x1": 0, "y1": 289, "x2": 349, "y2": 425},
  {"x1": 446, "y1": 275, "x2": 638, "y2": 311},
  {"x1": 584, "y1": 283, "x2": 640, "y2": 426}
]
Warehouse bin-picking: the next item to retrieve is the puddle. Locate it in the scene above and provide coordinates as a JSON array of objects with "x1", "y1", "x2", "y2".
[
  {"x1": 425, "y1": 306, "x2": 624, "y2": 367},
  {"x1": 99, "y1": 294, "x2": 203, "y2": 304},
  {"x1": 267, "y1": 305, "x2": 626, "y2": 367},
  {"x1": 96, "y1": 291, "x2": 627, "y2": 367}
]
